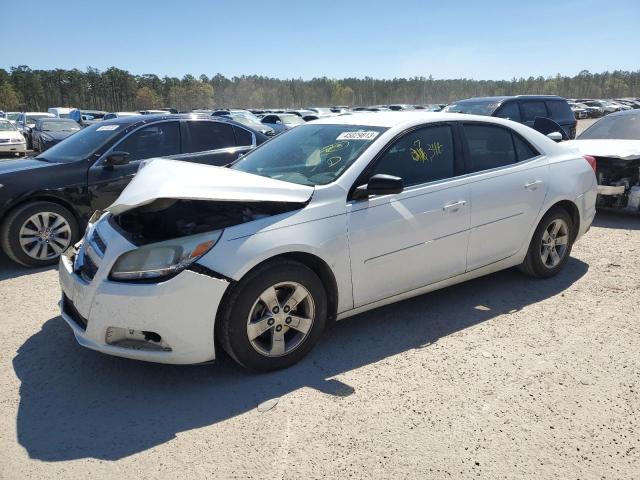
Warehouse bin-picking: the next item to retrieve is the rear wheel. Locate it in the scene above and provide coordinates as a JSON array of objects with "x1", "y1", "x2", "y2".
[
  {"x1": 519, "y1": 207, "x2": 574, "y2": 278},
  {"x1": 1, "y1": 201, "x2": 79, "y2": 267},
  {"x1": 217, "y1": 259, "x2": 327, "y2": 371}
]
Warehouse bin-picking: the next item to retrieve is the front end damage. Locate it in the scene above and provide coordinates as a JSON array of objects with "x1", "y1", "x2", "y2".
[
  {"x1": 58, "y1": 158, "x2": 314, "y2": 364},
  {"x1": 595, "y1": 157, "x2": 640, "y2": 212}
]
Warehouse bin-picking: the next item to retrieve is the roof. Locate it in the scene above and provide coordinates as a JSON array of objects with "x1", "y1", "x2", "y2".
[
  {"x1": 456, "y1": 95, "x2": 567, "y2": 103},
  {"x1": 312, "y1": 111, "x2": 516, "y2": 128}
]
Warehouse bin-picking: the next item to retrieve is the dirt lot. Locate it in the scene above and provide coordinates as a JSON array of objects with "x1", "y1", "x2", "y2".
[{"x1": 0, "y1": 118, "x2": 638, "y2": 479}]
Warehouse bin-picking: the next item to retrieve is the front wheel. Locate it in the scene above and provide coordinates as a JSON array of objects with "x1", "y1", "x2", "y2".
[
  {"x1": 0, "y1": 201, "x2": 79, "y2": 267},
  {"x1": 519, "y1": 207, "x2": 574, "y2": 278},
  {"x1": 217, "y1": 260, "x2": 327, "y2": 371}
]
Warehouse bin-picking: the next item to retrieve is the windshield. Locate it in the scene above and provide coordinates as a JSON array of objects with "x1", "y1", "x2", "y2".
[
  {"x1": 232, "y1": 124, "x2": 387, "y2": 186},
  {"x1": 35, "y1": 123, "x2": 123, "y2": 163},
  {"x1": 578, "y1": 114, "x2": 640, "y2": 140},
  {"x1": 0, "y1": 121, "x2": 17, "y2": 131},
  {"x1": 281, "y1": 115, "x2": 304, "y2": 125},
  {"x1": 443, "y1": 101, "x2": 499, "y2": 115},
  {"x1": 6, "y1": 113, "x2": 18, "y2": 121},
  {"x1": 231, "y1": 114, "x2": 264, "y2": 127},
  {"x1": 27, "y1": 114, "x2": 53, "y2": 124},
  {"x1": 40, "y1": 120, "x2": 81, "y2": 132}
]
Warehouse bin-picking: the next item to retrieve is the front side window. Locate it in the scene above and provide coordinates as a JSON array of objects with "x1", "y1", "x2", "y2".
[
  {"x1": 371, "y1": 125, "x2": 455, "y2": 187},
  {"x1": 233, "y1": 124, "x2": 387, "y2": 186},
  {"x1": 117, "y1": 122, "x2": 181, "y2": 161},
  {"x1": 520, "y1": 101, "x2": 548, "y2": 122},
  {"x1": 464, "y1": 124, "x2": 518, "y2": 172},
  {"x1": 494, "y1": 102, "x2": 521, "y2": 122},
  {"x1": 185, "y1": 121, "x2": 235, "y2": 152}
]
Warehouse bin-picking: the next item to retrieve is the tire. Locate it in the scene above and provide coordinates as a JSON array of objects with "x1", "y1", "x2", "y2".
[
  {"x1": 0, "y1": 201, "x2": 79, "y2": 268},
  {"x1": 518, "y1": 207, "x2": 574, "y2": 278},
  {"x1": 217, "y1": 259, "x2": 327, "y2": 371}
]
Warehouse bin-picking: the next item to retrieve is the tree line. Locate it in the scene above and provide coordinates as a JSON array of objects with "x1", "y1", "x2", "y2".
[{"x1": 1, "y1": 65, "x2": 639, "y2": 112}]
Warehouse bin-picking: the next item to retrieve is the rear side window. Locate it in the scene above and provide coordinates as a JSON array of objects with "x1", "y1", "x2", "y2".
[
  {"x1": 371, "y1": 125, "x2": 455, "y2": 186},
  {"x1": 546, "y1": 101, "x2": 573, "y2": 121},
  {"x1": 186, "y1": 121, "x2": 236, "y2": 153},
  {"x1": 464, "y1": 124, "x2": 518, "y2": 172},
  {"x1": 116, "y1": 121, "x2": 181, "y2": 161},
  {"x1": 233, "y1": 126, "x2": 253, "y2": 146},
  {"x1": 520, "y1": 101, "x2": 548, "y2": 122},
  {"x1": 494, "y1": 102, "x2": 521, "y2": 122},
  {"x1": 513, "y1": 133, "x2": 540, "y2": 161}
]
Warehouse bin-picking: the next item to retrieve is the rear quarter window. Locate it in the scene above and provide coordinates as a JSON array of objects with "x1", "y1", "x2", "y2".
[{"x1": 546, "y1": 101, "x2": 574, "y2": 121}]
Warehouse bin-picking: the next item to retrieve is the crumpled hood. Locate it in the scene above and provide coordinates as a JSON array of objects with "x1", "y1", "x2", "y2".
[
  {"x1": 564, "y1": 139, "x2": 640, "y2": 160},
  {"x1": 108, "y1": 158, "x2": 314, "y2": 215}
]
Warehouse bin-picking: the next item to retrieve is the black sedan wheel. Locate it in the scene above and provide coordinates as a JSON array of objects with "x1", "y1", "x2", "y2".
[{"x1": 1, "y1": 201, "x2": 79, "y2": 267}]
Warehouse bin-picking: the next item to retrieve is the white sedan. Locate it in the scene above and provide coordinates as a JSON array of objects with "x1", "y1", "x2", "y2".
[
  {"x1": 0, "y1": 119, "x2": 26, "y2": 156},
  {"x1": 58, "y1": 112, "x2": 597, "y2": 370}
]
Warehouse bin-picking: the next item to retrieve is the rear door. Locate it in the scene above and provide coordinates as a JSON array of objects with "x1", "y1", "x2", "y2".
[
  {"x1": 546, "y1": 100, "x2": 577, "y2": 139},
  {"x1": 347, "y1": 123, "x2": 471, "y2": 306},
  {"x1": 463, "y1": 122, "x2": 549, "y2": 270},
  {"x1": 87, "y1": 121, "x2": 182, "y2": 211},
  {"x1": 182, "y1": 120, "x2": 250, "y2": 166},
  {"x1": 519, "y1": 100, "x2": 549, "y2": 130}
]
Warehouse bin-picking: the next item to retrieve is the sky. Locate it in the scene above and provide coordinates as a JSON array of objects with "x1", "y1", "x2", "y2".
[{"x1": 3, "y1": 0, "x2": 638, "y2": 81}]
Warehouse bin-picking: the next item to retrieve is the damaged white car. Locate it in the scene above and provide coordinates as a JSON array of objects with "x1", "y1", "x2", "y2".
[
  {"x1": 565, "y1": 110, "x2": 640, "y2": 212},
  {"x1": 58, "y1": 112, "x2": 597, "y2": 370}
]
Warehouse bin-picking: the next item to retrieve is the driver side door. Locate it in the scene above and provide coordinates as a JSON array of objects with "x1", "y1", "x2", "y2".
[{"x1": 347, "y1": 124, "x2": 471, "y2": 307}]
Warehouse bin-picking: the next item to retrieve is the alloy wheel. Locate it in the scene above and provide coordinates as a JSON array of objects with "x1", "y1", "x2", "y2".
[
  {"x1": 18, "y1": 212, "x2": 72, "y2": 261},
  {"x1": 246, "y1": 281, "x2": 315, "y2": 357},
  {"x1": 540, "y1": 218, "x2": 569, "y2": 268}
]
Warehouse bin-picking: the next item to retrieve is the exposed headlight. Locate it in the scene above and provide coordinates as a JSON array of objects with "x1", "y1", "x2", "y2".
[{"x1": 110, "y1": 230, "x2": 223, "y2": 281}]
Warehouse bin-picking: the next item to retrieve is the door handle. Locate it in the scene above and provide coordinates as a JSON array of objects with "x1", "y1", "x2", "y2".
[
  {"x1": 443, "y1": 200, "x2": 467, "y2": 212},
  {"x1": 524, "y1": 180, "x2": 543, "y2": 190}
]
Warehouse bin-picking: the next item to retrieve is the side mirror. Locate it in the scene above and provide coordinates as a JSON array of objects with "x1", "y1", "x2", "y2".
[
  {"x1": 353, "y1": 174, "x2": 404, "y2": 200},
  {"x1": 547, "y1": 131, "x2": 563, "y2": 142},
  {"x1": 104, "y1": 151, "x2": 130, "y2": 167}
]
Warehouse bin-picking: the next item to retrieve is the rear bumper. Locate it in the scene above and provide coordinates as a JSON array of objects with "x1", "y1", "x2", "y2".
[{"x1": 58, "y1": 220, "x2": 230, "y2": 365}]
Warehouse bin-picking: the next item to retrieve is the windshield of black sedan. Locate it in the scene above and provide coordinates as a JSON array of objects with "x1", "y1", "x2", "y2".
[
  {"x1": 40, "y1": 120, "x2": 81, "y2": 132},
  {"x1": 232, "y1": 124, "x2": 387, "y2": 185},
  {"x1": 578, "y1": 114, "x2": 640, "y2": 140},
  {"x1": 35, "y1": 123, "x2": 122, "y2": 163}
]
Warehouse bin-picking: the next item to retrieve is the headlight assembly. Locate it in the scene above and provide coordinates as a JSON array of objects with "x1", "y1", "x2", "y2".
[{"x1": 109, "y1": 230, "x2": 223, "y2": 281}]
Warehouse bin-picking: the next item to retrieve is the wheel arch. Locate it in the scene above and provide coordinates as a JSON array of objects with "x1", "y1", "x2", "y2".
[
  {"x1": 543, "y1": 199, "x2": 580, "y2": 241},
  {"x1": 0, "y1": 195, "x2": 83, "y2": 230},
  {"x1": 219, "y1": 250, "x2": 340, "y2": 323}
]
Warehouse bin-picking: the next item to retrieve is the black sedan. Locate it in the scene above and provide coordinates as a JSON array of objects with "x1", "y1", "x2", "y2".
[
  {"x1": 0, "y1": 114, "x2": 268, "y2": 267},
  {"x1": 32, "y1": 118, "x2": 82, "y2": 153}
]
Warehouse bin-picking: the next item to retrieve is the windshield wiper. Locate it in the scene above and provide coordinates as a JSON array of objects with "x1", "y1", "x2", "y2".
[{"x1": 34, "y1": 156, "x2": 55, "y2": 163}]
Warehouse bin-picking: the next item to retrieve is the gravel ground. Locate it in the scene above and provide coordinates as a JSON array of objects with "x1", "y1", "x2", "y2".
[{"x1": 0, "y1": 118, "x2": 638, "y2": 479}]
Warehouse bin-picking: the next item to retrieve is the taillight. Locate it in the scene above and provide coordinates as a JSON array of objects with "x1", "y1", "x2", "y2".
[{"x1": 584, "y1": 155, "x2": 597, "y2": 174}]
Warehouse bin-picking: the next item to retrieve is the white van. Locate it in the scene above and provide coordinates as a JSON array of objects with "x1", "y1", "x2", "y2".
[{"x1": 48, "y1": 107, "x2": 74, "y2": 118}]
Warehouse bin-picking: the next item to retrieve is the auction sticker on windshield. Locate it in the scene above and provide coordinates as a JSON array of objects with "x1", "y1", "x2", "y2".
[
  {"x1": 336, "y1": 131, "x2": 379, "y2": 141},
  {"x1": 96, "y1": 125, "x2": 119, "y2": 131}
]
